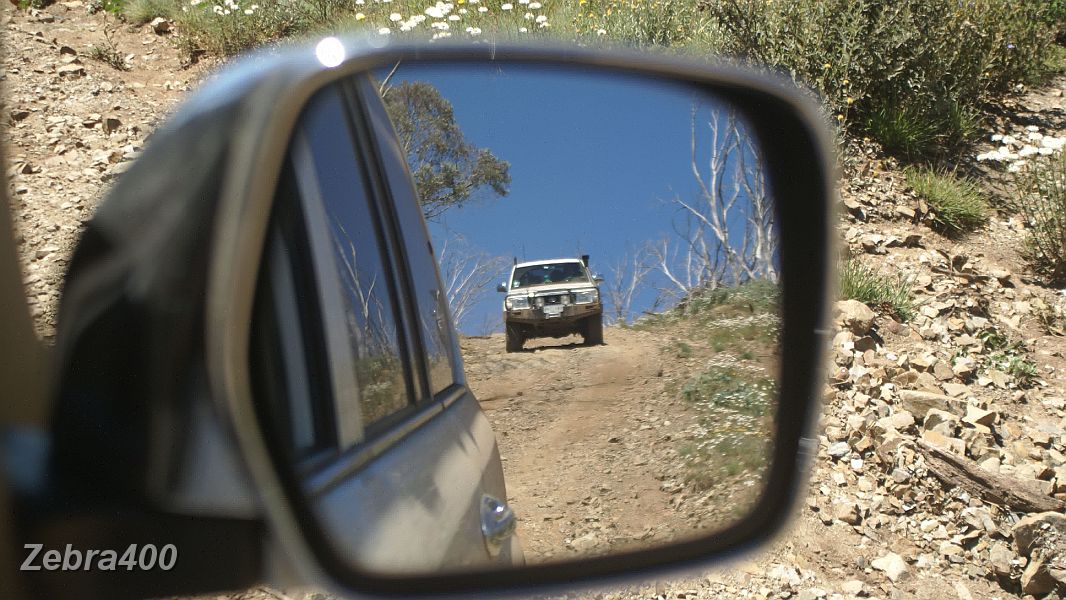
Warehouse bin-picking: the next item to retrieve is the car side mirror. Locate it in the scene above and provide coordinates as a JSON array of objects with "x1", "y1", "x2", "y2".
[
  {"x1": 593, "y1": 274, "x2": 605, "y2": 284},
  {"x1": 36, "y1": 38, "x2": 834, "y2": 600}
]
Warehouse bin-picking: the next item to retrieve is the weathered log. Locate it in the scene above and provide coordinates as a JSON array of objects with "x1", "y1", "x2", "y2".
[{"x1": 914, "y1": 439, "x2": 1066, "y2": 513}]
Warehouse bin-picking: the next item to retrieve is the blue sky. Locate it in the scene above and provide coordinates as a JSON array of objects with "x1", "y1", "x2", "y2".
[{"x1": 383, "y1": 63, "x2": 767, "y2": 333}]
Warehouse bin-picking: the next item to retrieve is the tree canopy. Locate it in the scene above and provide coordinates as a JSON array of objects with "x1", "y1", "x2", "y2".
[{"x1": 382, "y1": 81, "x2": 511, "y2": 221}]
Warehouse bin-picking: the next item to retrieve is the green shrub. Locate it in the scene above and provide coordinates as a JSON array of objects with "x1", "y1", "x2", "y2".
[
  {"x1": 905, "y1": 167, "x2": 988, "y2": 235},
  {"x1": 703, "y1": 0, "x2": 1058, "y2": 158},
  {"x1": 1020, "y1": 153, "x2": 1066, "y2": 284},
  {"x1": 977, "y1": 327, "x2": 1039, "y2": 387},
  {"x1": 88, "y1": 27, "x2": 130, "y2": 71},
  {"x1": 839, "y1": 258, "x2": 915, "y2": 321},
  {"x1": 124, "y1": 0, "x2": 178, "y2": 24}
]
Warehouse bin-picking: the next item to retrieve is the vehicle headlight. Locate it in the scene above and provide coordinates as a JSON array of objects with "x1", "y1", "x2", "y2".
[
  {"x1": 505, "y1": 296, "x2": 530, "y2": 310},
  {"x1": 574, "y1": 289, "x2": 598, "y2": 304}
]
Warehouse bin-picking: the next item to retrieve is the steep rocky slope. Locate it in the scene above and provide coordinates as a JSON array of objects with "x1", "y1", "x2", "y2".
[{"x1": 2, "y1": 0, "x2": 214, "y2": 342}]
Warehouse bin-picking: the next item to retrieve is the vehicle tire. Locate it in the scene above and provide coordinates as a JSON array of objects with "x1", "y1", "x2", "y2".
[
  {"x1": 584, "y1": 315, "x2": 604, "y2": 346},
  {"x1": 505, "y1": 324, "x2": 524, "y2": 353}
]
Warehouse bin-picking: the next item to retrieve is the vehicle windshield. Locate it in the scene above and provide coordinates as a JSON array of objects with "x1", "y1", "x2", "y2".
[{"x1": 511, "y1": 262, "x2": 589, "y2": 289}]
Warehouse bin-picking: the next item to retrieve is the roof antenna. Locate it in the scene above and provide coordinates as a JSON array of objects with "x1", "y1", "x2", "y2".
[{"x1": 513, "y1": 256, "x2": 517, "y2": 266}]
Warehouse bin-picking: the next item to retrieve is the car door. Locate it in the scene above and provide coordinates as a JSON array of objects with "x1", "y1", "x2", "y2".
[{"x1": 249, "y1": 79, "x2": 519, "y2": 574}]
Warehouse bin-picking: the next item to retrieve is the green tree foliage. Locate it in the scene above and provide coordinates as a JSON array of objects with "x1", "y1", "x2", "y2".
[{"x1": 382, "y1": 81, "x2": 510, "y2": 221}]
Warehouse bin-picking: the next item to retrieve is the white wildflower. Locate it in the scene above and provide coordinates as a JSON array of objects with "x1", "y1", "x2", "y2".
[
  {"x1": 991, "y1": 133, "x2": 1003, "y2": 142},
  {"x1": 425, "y1": 5, "x2": 444, "y2": 17},
  {"x1": 378, "y1": 26, "x2": 391, "y2": 34},
  {"x1": 477, "y1": 5, "x2": 487, "y2": 11},
  {"x1": 1042, "y1": 136, "x2": 1066, "y2": 151},
  {"x1": 523, "y1": 11, "x2": 532, "y2": 18},
  {"x1": 529, "y1": 1, "x2": 541, "y2": 7},
  {"x1": 448, "y1": 14, "x2": 460, "y2": 20},
  {"x1": 465, "y1": 25, "x2": 482, "y2": 35},
  {"x1": 389, "y1": 12, "x2": 402, "y2": 20},
  {"x1": 1026, "y1": 125, "x2": 1040, "y2": 132},
  {"x1": 518, "y1": 26, "x2": 527, "y2": 32},
  {"x1": 458, "y1": 7, "x2": 467, "y2": 13},
  {"x1": 535, "y1": 14, "x2": 547, "y2": 22},
  {"x1": 596, "y1": 28, "x2": 606, "y2": 35},
  {"x1": 501, "y1": 2, "x2": 512, "y2": 9},
  {"x1": 1018, "y1": 145, "x2": 1039, "y2": 158}
]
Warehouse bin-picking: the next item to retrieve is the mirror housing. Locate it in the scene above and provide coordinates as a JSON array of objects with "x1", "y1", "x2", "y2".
[
  {"x1": 37, "y1": 38, "x2": 835, "y2": 600},
  {"x1": 497, "y1": 282, "x2": 507, "y2": 293},
  {"x1": 201, "y1": 41, "x2": 833, "y2": 597}
]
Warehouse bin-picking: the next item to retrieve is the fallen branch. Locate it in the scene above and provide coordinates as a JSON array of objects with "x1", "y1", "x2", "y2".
[{"x1": 914, "y1": 439, "x2": 1065, "y2": 513}]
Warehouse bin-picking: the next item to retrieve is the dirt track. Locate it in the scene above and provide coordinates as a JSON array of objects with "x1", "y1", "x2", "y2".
[{"x1": 462, "y1": 326, "x2": 766, "y2": 563}]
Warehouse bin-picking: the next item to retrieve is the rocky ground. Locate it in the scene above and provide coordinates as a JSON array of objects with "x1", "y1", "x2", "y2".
[
  {"x1": 5, "y1": 2, "x2": 1066, "y2": 599},
  {"x1": 1, "y1": 0, "x2": 215, "y2": 342}
]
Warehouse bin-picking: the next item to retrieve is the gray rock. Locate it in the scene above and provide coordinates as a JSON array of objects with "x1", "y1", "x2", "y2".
[
  {"x1": 1021, "y1": 553, "x2": 1057, "y2": 596},
  {"x1": 1012, "y1": 511, "x2": 1066, "y2": 556},
  {"x1": 898, "y1": 390, "x2": 963, "y2": 417},
  {"x1": 833, "y1": 501, "x2": 862, "y2": 525},
  {"x1": 923, "y1": 408, "x2": 958, "y2": 434},
  {"x1": 871, "y1": 552, "x2": 907, "y2": 582},
  {"x1": 963, "y1": 406, "x2": 997, "y2": 428},
  {"x1": 839, "y1": 580, "x2": 865, "y2": 596},
  {"x1": 837, "y1": 300, "x2": 877, "y2": 335},
  {"x1": 149, "y1": 17, "x2": 171, "y2": 34},
  {"x1": 827, "y1": 441, "x2": 851, "y2": 459},
  {"x1": 988, "y1": 541, "x2": 1014, "y2": 577}
]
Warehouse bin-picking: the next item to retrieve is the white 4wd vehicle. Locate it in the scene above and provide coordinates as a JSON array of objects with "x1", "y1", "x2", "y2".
[{"x1": 497, "y1": 256, "x2": 604, "y2": 352}]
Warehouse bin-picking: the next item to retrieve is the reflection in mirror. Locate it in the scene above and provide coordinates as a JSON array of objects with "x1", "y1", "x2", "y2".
[
  {"x1": 256, "y1": 62, "x2": 781, "y2": 577},
  {"x1": 381, "y1": 63, "x2": 781, "y2": 566}
]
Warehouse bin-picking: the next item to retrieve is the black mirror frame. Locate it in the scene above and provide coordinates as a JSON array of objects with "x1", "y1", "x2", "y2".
[{"x1": 202, "y1": 38, "x2": 836, "y2": 599}]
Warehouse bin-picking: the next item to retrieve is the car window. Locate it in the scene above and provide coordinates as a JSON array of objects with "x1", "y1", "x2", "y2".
[
  {"x1": 512, "y1": 262, "x2": 589, "y2": 288},
  {"x1": 294, "y1": 86, "x2": 412, "y2": 433},
  {"x1": 357, "y1": 78, "x2": 460, "y2": 395},
  {"x1": 251, "y1": 168, "x2": 336, "y2": 459}
]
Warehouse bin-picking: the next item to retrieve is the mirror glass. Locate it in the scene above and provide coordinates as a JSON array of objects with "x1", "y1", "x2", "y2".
[{"x1": 254, "y1": 60, "x2": 781, "y2": 576}]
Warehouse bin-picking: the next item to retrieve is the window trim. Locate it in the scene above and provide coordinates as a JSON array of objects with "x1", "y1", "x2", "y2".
[
  {"x1": 289, "y1": 128, "x2": 368, "y2": 450},
  {"x1": 340, "y1": 77, "x2": 437, "y2": 403}
]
